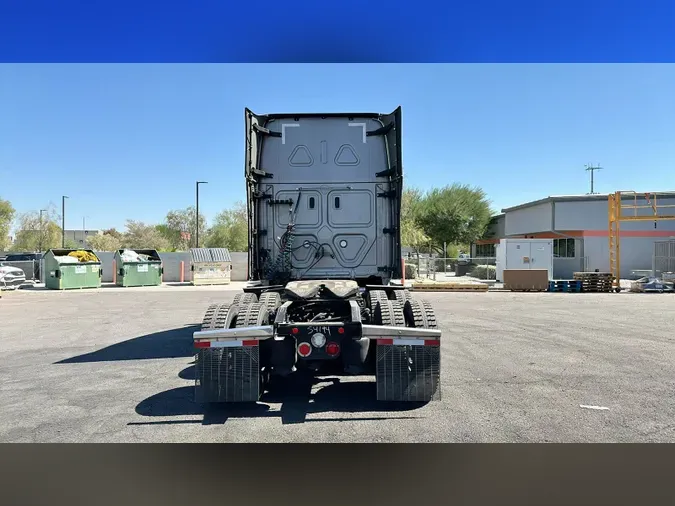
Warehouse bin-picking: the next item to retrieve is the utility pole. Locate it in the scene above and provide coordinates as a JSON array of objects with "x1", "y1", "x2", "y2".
[
  {"x1": 585, "y1": 164, "x2": 603, "y2": 194},
  {"x1": 82, "y1": 216, "x2": 86, "y2": 248},
  {"x1": 39, "y1": 209, "x2": 47, "y2": 252},
  {"x1": 195, "y1": 181, "x2": 208, "y2": 248},
  {"x1": 61, "y1": 196, "x2": 69, "y2": 248}
]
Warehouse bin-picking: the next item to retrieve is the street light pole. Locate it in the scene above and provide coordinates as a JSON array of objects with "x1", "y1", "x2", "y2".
[
  {"x1": 195, "y1": 181, "x2": 208, "y2": 248},
  {"x1": 61, "y1": 196, "x2": 69, "y2": 248},
  {"x1": 39, "y1": 209, "x2": 47, "y2": 252}
]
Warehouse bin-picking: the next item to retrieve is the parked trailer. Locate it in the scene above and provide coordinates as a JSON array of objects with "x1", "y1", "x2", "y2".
[{"x1": 192, "y1": 107, "x2": 442, "y2": 403}]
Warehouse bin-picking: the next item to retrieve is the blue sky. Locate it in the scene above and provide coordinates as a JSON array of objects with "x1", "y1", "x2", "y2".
[{"x1": 1, "y1": 64, "x2": 674, "y2": 232}]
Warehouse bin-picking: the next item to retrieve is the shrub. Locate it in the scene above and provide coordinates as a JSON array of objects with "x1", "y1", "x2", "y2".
[
  {"x1": 435, "y1": 258, "x2": 457, "y2": 272},
  {"x1": 404, "y1": 263, "x2": 418, "y2": 280},
  {"x1": 469, "y1": 264, "x2": 496, "y2": 280}
]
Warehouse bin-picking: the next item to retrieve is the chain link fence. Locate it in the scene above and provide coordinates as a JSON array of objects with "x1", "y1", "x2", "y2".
[
  {"x1": 0, "y1": 260, "x2": 41, "y2": 283},
  {"x1": 653, "y1": 240, "x2": 675, "y2": 278},
  {"x1": 404, "y1": 256, "x2": 497, "y2": 281}
]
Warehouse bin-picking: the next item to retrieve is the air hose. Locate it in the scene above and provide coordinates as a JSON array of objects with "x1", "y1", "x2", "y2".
[
  {"x1": 266, "y1": 226, "x2": 295, "y2": 283},
  {"x1": 265, "y1": 190, "x2": 301, "y2": 283}
]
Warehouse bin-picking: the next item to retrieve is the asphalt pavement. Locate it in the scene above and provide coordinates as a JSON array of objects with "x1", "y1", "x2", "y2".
[{"x1": 1, "y1": 286, "x2": 673, "y2": 442}]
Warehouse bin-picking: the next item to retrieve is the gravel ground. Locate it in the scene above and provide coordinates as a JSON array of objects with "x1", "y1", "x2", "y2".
[{"x1": 0, "y1": 286, "x2": 674, "y2": 442}]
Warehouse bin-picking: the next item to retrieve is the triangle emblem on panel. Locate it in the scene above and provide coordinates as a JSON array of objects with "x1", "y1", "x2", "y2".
[
  {"x1": 335, "y1": 144, "x2": 359, "y2": 165},
  {"x1": 289, "y1": 145, "x2": 314, "y2": 166}
]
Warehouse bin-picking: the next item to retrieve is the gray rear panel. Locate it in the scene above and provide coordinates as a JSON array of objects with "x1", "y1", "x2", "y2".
[{"x1": 245, "y1": 108, "x2": 403, "y2": 283}]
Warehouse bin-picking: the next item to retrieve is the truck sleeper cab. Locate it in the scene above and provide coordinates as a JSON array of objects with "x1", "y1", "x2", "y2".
[{"x1": 192, "y1": 107, "x2": 442, "y2": 404}]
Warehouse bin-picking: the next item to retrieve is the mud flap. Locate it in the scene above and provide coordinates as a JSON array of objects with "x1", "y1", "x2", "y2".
[
  {"x1": 375, "y1": 339, "x2": 441, "y2": 402},
  {"x1": 195, "y1": 343, "x2": 261, "y2": 403},
  {"x1": 193, "y1": 325, "x2": 274, "y2": 403}
]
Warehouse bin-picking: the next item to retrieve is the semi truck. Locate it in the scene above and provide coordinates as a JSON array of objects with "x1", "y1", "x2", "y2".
[{"x1": 192, "y1": 107, "x2": 442, "y2": 403}]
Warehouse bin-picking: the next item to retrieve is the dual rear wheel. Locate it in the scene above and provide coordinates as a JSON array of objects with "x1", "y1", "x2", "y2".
[
  {"x1": 202, "y1": 291, "x2": 282, "y2": 331},
  {"x1": 368, "y1": 289, "x2": 436, "y2": 329}
]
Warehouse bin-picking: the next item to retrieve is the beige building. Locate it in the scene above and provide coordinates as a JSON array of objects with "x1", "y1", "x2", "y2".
[
  {"x1": 473, "y1": 193, "x2": 675, "y2": 279},
  {"x1": 63, "y1": 229, "x2": 102, "y2": 248}
]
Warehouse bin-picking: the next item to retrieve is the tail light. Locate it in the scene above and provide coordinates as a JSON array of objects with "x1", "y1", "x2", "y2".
[
  {"x1": 297, "y1": 342, "x2": 312, "y2": 357},
  {"x1": 292, "y1": 327, "x2": 300, "y2": 335},
  {"x1": 326, "y1": 342, "x2": 340, "y2": 356},
  {"x1": 337, "y1": 327, "x2": 345, "y2": 334}
]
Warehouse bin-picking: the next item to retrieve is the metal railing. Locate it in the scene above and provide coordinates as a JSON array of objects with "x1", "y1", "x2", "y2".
[{"x1": 404, "y1": 256, "x2": 497, "y2": 281}]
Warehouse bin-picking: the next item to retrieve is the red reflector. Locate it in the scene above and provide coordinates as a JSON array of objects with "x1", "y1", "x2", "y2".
[
  {"x1": 377, "y1": 339, "x2": 393, "y2": 345},
  {"x1": 326, "y1": 342, "x2": 340, "y2": 356},
  {"x1": 242, "y1": 340, "x2": 258, "y2": 346},
  {"x1": 298, "y1": 342, "x2": 312, "y2": 357},
  {"x1": 291, "y1": 327, "x2": 299, "y2": 334},
  {"x1": 194, "y1": 341, "x2": 210, "y2": 348},
  {"x1": 338, "y1": 327, "x2": 345, "y2": 334},
  {"x1": 424, "y1": 340, "x2": 440, "y2": 346}
]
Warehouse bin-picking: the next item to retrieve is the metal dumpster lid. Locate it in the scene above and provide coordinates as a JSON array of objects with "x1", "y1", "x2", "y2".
[
  {"x1": 190, "y1": 248, "x2": 211, "y2": 263},
  {"x1": 209, "y1": 248, "x2": 232, "y2": 262},
  {"x1": 190, "y1": 248, "x2": 232, "y2": 263}
]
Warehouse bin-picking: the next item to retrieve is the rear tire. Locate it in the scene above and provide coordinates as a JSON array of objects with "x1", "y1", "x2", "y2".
[
  {"x1": 258, "y1": 292, "x2": 282, "y2": 315},
  {"x1": 201, "y1": 304, "x2": 219, "y2": 330},
  {"x1": 201, "y1": 303, "x2": 237, "y2": 330},
  {"x1": 233, "y1": 292, "x2": 258, "y2": 306},
  {"x1": 368, "y1": 289, "x2": 389, "y2": 323},
  {"x1": 392, "y1": 289, "x2": 413, "y2": 304},
  {"x1": 373, "y1": 298, "x2": 406, "y2": 327},
  {"x1": 235, "y1": 302, "x2": 271, "y2": 328},
  {"x1": 403, "y1": 298, "x2": 438, "y2": 328}
]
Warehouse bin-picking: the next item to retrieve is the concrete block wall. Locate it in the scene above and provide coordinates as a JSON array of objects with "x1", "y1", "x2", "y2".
[
  {"x1": 91, "y1": 251, "x2": 249, "y2": 283},
  {"x1": 230, "y1": 252, "x2": 248, "y2": 281},
  {"x1": 96, "y1": 251, "x2": 115, "y2": 282},
  {"x1": 157, "y1": 252, "x2": 191, "y2": 283}
]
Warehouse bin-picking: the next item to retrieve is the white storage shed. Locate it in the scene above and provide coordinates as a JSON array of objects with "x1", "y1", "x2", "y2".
[{"x1": 496, "y1": 238, "x2": 554, "y2": 282}]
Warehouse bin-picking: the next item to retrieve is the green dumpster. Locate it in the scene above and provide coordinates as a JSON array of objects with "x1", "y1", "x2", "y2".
[
  {"x1": 44, "y1": 249, "x2": 102, "y2": 290},
  {"x1": 114, "y1": 249, "x2": 163, "y2": 287}
]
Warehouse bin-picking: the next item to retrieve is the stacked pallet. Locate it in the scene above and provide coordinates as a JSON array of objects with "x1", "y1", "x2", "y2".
[
  {"x1": 548, "y1": 280, "x2": 583, "y2": 293},
  {"x1": 573, "y1": 272, "x2": 614, "y2": 293},
  {"x1": 411, "y1": 279, "x2": 488, "y2": 292},
  {"x1": 506, "y1": 285, "x2": 548, "y2": 292}
]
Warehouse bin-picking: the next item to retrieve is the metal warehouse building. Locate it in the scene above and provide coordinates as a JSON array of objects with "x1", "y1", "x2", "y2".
[{"x1": 473, "y1": 192, "x2": 675, "y2": 280}]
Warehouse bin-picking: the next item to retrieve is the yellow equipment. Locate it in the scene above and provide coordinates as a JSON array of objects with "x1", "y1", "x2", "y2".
[{"x1": 608, "y1": 191, "x2": 675, "y2": 292}]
